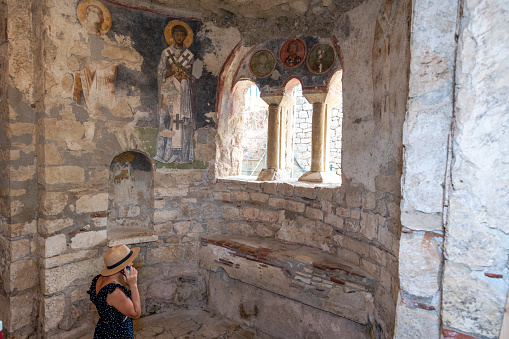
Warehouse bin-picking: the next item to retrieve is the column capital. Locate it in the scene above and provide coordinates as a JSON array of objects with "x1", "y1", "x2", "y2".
[
  {"x1": 302, "y1": 88, "x2": 327, "y2": 104},
  {"x1": 260, "y1": 89, "x2": 294, "y2": 107}
]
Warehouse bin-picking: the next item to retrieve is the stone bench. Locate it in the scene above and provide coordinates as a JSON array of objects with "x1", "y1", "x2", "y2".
[{"x1": 199, "y1": 235, "x2": 375, "y2": 326}]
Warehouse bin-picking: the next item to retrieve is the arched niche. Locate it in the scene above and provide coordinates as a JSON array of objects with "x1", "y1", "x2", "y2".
[{"x1": 107, "y1": 150, "x2": 157, "y2": 246}]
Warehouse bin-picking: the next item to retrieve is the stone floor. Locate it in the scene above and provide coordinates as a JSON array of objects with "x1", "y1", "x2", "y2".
[{"x1": 131, "y1": 309, "x2": 273, "y2": 339}]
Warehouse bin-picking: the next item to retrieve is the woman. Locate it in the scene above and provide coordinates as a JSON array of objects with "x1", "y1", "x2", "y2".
[{"x1": 88, "y1": 244, "x2": 141, "y2": 338}]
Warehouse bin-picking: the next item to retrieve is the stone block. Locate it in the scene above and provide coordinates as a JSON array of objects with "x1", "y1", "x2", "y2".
[
  {"x1": 344, "y1": 218, "x2": 360, "y2": 233},
  {"x1": 334, "y1": 234, "x2": 369, "y2": 257},
  {"x1": 256, "y1": 223, "x2": 275, "y2": 237},
  {"x1": 247, "y1": 181, "x2": 261, "y2": 191},
  {"x1": 42, "y1": 257, "x2": 103, "y2": 295},
  {"x1": 442, "y1": 263, "x2": 506, "y2": 338},
  {"x1": 360, "y1": 258, "x2": 380, "y2": 279},
  {"x1": 279, "y1": 183, "x2": 294, "y2": 196},
  {"x1": 43, "y1": 166, "x2": 85, "y2": 185},
  {"x1": 317, "y1": 187, "x2": 333, "y2": 201},
  {"x1": 268, "y1": 197, "x2": 286, "y2": 209},
  {"x1": 70, "y1": 230, "x2": 107, "y2": 249},
  {"x1": 76, "y1": 193, "x2": 108, "y2": 213},
  {"x1": 154, "y1": 186, "x2": 188, "y2": 198},
  {"x1": 369, "y1": 246, "x2": 387, "y2": 267},
  {"x1": 146, "y1": 246, "x2": 179, "y2": 264},
  {"x1": 399, "y1": 233, "x2": 440, "y2": 298},
  {"x1": 42, "y1": 234, "x2": 67, "y2": 258},
  {"x1": 231, "y1": 191, "x2": 250, "y2": 201},
  {"x1": 40, "y1": 191, "x2": 68, "y2": 216},
  {"x1": 213, "y1": 192, "x2": 231, "y2": 201},
  {"x1": 360, "y1": 212, "x2": 378, "y2": 240},
  {"x1": 207, "y1": 219, "x2": 222, "y2": 234},
  {"x1": 8, "y1": 259, "x2": 38, "y2": 292},
  {"x1": 394, "y1": 298, "x2": 440, "y2": 339},
  {"x1": 378, "y1": 225, "x2": 393, "y2": 250},
  {"x1": 259, "y1": 210, "x2": 278, "y2": 223},
  {"x1": 294, "y1": 186, "x2": 316, "y2": 199},
  {"x1": 43, "y1": 293, "x2": 65, "y2": 332},
  {"x1": 147, "y1": 280, "x2": 177, "y2": 301},
  {"x1": 154, "y1": 210, "x2": 179, "y2": 223},
  {"x1": 222, "y1": 205, "x2": 240, "y2": 219},
  {"x1": 250, "y1": 192, "x2": 269, "y2": 203},
  {"x1": 9, "y1": 220, "x2": 37, "y2": 237},
  {"x1": 262, "y1": 182, "x2": 277, "y2": 194},
  {"x1": 324, "y1": 213, "x2": 343, "y2": 229},
  {"x1": 241, "y1": 207, "x2": 259, "y2": 220},
  {"x1": 174, "y1": 221, "x2": 190, "y2": 235},
  {"x1": 286, "y1": 200, "x2": 306, "y2": 213},
  {"x1": 181, "y1": 204, "x2": 200, "y2": 218},
  {"x1": 336, "y1": 206, "x2": 351, "y2": 218},
  {"x1": 305, "y1": 207, "x2": 323, "y2": 220},
  {"x1": 39, "y1": 218, "x2": 73, "y2": 234},
  {"x1": 43, "y1": 143, "x2": 63, "y2": 165},
  {"x1": 10, "y1": 238, "x2": 30, "y2": 261},
  {"x1": 8, "y1": 292, "x2": 37, "y2": 332},
  {"x1": 9, "y1": 164, "x2": 36, "y2": 182},
  {"x1": 153, "y1": 199, "x2": 165, "y2": 209},
  {"x1": 43, "y1": 250, "x2": 99, "y2": 269},
  {"x1": 7, "y1": 122, "x2": 34, "y2": 137},
  {"x1": 345, "y1": 190, "x2": 361, "y2": 208}
]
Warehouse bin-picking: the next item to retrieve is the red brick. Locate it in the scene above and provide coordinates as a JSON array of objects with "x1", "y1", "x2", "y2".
[{"x1": 443, "y1": 329, "x2": 480, "y2": 339}]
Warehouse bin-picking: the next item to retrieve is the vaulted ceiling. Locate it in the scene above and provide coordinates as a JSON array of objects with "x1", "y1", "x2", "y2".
[{"x1": 117, "y1": 0, "x2": 365, "y2": 44}]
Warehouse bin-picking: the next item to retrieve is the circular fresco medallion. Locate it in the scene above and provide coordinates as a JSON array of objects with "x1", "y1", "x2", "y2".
[
  {"x1": 279, "y1": 38, "x2": 307, "y2": 69},
  {"x1": 249, "y1": 49, "x2": 276, "y2": 78},
  {"x1": 307, "y1": 43, "x2": 335, "y2": 74}
]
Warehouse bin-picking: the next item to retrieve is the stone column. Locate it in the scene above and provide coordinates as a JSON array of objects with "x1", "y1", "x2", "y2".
[
  {"x1": 299, "y1": 89, "x2": 341, "y2": 183},
  {"x1": 257, "y1": 91, "x2": 293, "y2": 181}
]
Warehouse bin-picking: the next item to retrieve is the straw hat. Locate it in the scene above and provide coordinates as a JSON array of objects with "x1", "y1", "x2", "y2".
[{"x1": 101, "y1": 244, "x2": 140, "y2": 276}]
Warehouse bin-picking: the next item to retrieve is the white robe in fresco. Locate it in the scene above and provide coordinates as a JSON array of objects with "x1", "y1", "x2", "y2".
[{"x1": 155, "y1": 45, "x2": 196, "y2": 164}]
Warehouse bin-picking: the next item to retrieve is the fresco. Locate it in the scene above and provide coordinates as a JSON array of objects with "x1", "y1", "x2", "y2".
[
  {"x1": 249, "y1": 49, "x2": 276, "y2": 78},
  {"x1": 156, "y1": 20, "x2": 201, "y2": 164},
  {"x1": 242, "y1": 37, "x2": 339, "y2": 88},
  {"x1": 307, "y1": 43, "x2": 335, "y2": 74},
  {"x1": 73, "y1": 0, "x2": 217, "y2": 167},
  {"x1": 279, "y1": 38, "x2": 306, "y2": 68}
]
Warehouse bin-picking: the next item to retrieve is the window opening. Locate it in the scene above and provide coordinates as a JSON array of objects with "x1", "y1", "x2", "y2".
[{"x1": 240, "y1": 84, "x2": 268, "y2": 177}]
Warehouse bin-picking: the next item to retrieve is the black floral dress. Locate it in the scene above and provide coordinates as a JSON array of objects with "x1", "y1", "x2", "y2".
[{"x1": 88, "y1": 275, "x2": 134, "y2": 339}]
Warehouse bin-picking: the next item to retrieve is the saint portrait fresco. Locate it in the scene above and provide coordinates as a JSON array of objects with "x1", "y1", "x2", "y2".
[
  {"x1": 279, "y1": 38, "x2": 306, "y2": 68},
  {"x1": 307, "y1": 43, "x2": 335, "y2": 74},
  {"x1": 75, "y1": 0, "x2": 116, "y2": 112},
  {"x1": 77, "y1": 0, "x2": 112, "y2": 36},
  {"x1": 249, "y1": 49, "x2": 276, "y2": 78},
  {"x1": 155, "y1": 20, "x2": 197, "y2": 164}
]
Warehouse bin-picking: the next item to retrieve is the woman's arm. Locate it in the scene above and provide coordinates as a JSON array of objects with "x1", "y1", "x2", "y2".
[{"x1": 106, "y1": 267, "x2": 141, "y2": 319}]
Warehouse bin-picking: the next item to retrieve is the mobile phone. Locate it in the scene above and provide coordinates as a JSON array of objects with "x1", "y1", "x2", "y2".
[{"x1": 126, "y1": 266, "x2": 131, "y2": 273}]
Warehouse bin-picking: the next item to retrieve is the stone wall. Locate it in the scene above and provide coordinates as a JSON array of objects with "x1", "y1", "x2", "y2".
[
  {"x1": 394, "y1": 0, "x2": 458, "y2": 336},
  {"x1": 442, "y1": 0, "x2": 509, "y2": 337},
  {"x1": 212, "y1": 177, "x2": 400, "y2": 337},
  {"x1": 0, "y1": 0, "x2": 43, "y2": 337}
]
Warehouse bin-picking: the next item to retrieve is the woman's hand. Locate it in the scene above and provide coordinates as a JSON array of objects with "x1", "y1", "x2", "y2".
[{"x1": 124, "y1": 264, "x2": 138, "y2": 287}]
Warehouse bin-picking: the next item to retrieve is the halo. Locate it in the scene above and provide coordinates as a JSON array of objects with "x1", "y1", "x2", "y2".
[
  {"x1": 164, "y1": 20, "x2": 194, "y2": 48},
  {"x1": 77, "y1": 0, "x2": 112, "y2": 35}
]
